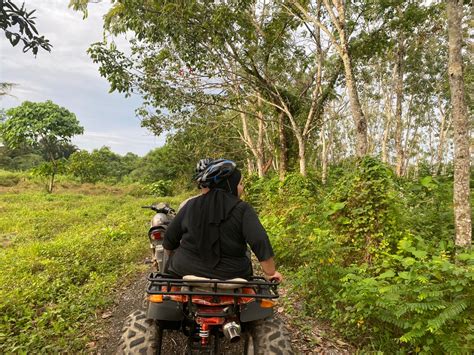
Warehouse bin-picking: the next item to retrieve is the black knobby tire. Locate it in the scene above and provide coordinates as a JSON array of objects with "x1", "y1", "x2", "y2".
[
  {"x1": 118, "y1": 310, "x2": 162, "y2": 355},
  {"x1": 245, "y1": 317, "x2": 294, "y2": 355}
]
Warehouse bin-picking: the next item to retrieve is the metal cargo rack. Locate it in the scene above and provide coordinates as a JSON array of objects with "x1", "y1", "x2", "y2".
[{"x1": 147, "y1": 273, "x2": 279, "y2": 299}]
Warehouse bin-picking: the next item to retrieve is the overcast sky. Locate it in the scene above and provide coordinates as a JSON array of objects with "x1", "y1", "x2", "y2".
[{"x1": 0, "y1": 0, "x2": 165, "y2": 156}]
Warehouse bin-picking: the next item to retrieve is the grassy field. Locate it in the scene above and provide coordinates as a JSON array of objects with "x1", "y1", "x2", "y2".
[{"x1": 0, "y1": 185, "x2": 184, "y2": 352}]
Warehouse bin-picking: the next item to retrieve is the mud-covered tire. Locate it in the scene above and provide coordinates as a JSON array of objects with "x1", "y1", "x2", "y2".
[
  {"x1": 118, "y1": 310, "x2": 162, "y2": 355},
  {"x1": 245, "y1": 317, "x2": 294, "y2": 355}
]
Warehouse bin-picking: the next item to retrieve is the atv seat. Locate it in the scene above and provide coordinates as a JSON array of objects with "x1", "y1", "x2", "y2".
[{"x1": 182, "y1": 275, "x2": 248, "y2": 290}]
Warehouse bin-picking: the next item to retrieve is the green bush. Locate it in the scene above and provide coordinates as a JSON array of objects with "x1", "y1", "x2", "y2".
[
  {"x1": 149, "y1": 180, "x2": 173, "y2": 196},
  {"x1": 248, "y1": 157, "x2": 474, "y2": 352},
  {"x1": 326, "y1": 157, "x2": 403, "y2": 264},
  {"x1": 334, "y1": 237, "x2": 474, "y2": 353}
]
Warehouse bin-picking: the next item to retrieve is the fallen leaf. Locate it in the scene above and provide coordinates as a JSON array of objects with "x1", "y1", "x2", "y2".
[{"x1": 101, "y1": 311, "x2": 113, "y2": 319}]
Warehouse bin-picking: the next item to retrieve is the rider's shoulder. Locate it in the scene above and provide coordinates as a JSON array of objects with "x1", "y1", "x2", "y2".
[
  {"x1": 178, "y1": 194, "x2": 201, "y2": 211},
  {"x1": 235, "y1": 200, "x2": 254, "y2": 213}
]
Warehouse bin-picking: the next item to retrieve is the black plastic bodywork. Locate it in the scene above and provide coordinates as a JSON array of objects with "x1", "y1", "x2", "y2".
[
  {"x1": 240, "y1": 301, "x2": 274, "y2": 322},
  {"x1": 147, "y1": 299, "x2": 184, "y2": 321}
]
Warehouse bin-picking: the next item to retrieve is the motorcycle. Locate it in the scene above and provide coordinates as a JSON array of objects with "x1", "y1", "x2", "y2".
[
  {"x1": 119, "y1": 273, "x2": 293, "y2": 354},
  {"x1": 141, "y1": 203, "x2": 175, "y2": 273}
]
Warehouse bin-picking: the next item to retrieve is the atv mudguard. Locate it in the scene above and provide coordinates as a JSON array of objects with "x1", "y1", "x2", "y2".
[
  {"x1": 146, "y1": 299, "x2": 184, "y2": 321},
  {"x1": 240, "y1": 300, "x2": 273, "y2": 322}
]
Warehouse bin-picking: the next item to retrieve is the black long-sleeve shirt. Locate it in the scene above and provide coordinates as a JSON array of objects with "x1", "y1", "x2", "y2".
[{"x1": 163, "y1": 197, "x2": 274, "y2": 279}]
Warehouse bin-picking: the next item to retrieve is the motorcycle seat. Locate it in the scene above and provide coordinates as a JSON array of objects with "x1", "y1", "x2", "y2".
[{"x1": 182, "y1": 275, "x2": 248, "y2": 290}]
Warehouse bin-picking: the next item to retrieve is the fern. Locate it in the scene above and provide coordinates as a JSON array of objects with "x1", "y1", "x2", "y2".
[
  {"x1": 427, "y1": 300, "x2": 468, "y2": 332},
  {"x1": 405, "y1": 301, "x2": 446, "y2": 312},
  {"x1": 400, "y1": 328, "x2": 427, "y2": 343}
]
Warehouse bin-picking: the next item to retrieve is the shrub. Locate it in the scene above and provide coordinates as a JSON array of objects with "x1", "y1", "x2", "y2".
[
  {"x1": 247, "y1": 157, "x2": 473, "y2": 352},
  {"x1": 326, "y1": 157, "x2": 403, "y2": 264},
  {"x1": 334, "y1": 237, "x2": 474, "y2": 353},
  {"x1": 149, "y1": 180, "x2": 173, "y2": 196}
]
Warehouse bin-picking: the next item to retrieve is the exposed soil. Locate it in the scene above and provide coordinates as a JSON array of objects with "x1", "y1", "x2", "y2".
[
  {"x1": 88, "y1": 258, "x2": 354, "y2": 354},
  {"x1": 89, "y1": 265, "x2": 150, "y2": 354}
]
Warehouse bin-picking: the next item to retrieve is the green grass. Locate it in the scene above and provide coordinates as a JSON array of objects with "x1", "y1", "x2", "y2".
[
  {"x1": 0, "y1": 188, "x2": 183, "y2": 352},
  {"x1": 0, "y1": 170, "x2": 23, "y2": 187}
]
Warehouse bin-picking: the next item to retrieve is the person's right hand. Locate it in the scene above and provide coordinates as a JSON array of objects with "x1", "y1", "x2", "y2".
[{"x1": 264, "y1": 271, "x2": 283, "y2": 283}]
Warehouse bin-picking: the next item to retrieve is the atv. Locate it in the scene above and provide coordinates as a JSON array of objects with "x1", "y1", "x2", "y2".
[{"x1": 119, "y1": 273, "x2": 293, "y2": 354}]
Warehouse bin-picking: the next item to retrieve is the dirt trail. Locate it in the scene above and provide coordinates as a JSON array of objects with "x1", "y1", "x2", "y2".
[{"x1": 89, "y1": 259, "x2": 353, "y2": 354}]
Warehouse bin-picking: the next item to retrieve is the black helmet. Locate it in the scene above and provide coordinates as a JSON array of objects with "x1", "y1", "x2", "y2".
[{"x1": 195, "y1": 159, "x2": 236, "y2": 188}]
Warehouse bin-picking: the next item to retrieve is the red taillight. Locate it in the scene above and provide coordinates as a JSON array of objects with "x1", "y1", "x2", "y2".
[{"x1": 150, "y1": 230, "x2": 163, "y2": 240}]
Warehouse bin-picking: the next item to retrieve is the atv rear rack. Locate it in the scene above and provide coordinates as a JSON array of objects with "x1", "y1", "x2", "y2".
[{"x1": 147, "y1": 273, "x2": 279, "y2": 299}]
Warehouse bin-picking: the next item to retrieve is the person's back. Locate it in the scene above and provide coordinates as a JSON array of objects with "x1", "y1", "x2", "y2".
[
  {"x1": 164, "y1": 195, "x2": 272, "y2": 279},
  {"x1": 163, "y1": 159, "x2": 282, "y2": 282}
]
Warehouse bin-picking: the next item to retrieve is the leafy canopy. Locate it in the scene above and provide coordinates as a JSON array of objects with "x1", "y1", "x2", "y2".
[
  {"x1": 2, "y1": 100, "x2": 83, "y2": 156},
  {"x1": 0, "y1": 0, "x2": 52, "y2": 55}
]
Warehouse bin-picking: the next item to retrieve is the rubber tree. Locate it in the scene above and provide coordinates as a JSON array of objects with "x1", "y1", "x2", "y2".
[
  {"x1": 446, "y1": 0, "x2": 471, "y2": 248},
  {"x1": 291, "y1": 0, "x2": 368, "y2": 156},
  {"x1": 80, "y1": 0, "x2": 339, "y2": 177}
]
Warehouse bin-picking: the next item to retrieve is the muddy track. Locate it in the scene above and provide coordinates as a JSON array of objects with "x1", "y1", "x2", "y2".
[{"x1": 89, "y1": 260, "x2": 354, "y2": 354}]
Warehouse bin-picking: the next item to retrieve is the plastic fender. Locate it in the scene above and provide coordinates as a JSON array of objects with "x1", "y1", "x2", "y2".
[
  {"x1": 146, "y1": 300, "x2": 184, "y2": 321},
  {"x1": 240, "y1": 301, "x2": 274, "y2": 322}
]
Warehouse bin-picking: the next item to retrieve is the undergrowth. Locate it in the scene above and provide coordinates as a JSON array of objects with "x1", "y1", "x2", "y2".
[{"x1": 248, "y1": 157, "x2": 474, "y2": 353}]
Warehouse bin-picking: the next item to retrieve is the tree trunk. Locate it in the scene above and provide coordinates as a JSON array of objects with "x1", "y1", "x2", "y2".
[
  {"x1": 278, "y1": 111, "x2": 288, "y2": 181},
  {"x1": 381, "y1": 85, "x2": 393, "y2": 163},
  {"x1": 48, "y1": 171, "x2": 55, "y2": 193},
  {"x1": 264, "y1": 120, "x2": 278, "y2": 174},
  {"x1": 246, "y1": 158, "x2": 255, "y2": 175},
  {"x1": 428, "y1": 121, "x2": 435, "y2": 172},
  {"x1": 321, "y1": 125, "x2": 328, "y2": 185},
  {"x1": 240, "y1": 109, "x2": 265, "y2": 177},
  {"x1": 341, "y1": 49, "x2": 368, "y2": 157},
  {"x1": 297, "y1": 134, "x2": 306, "y2": 176},
  {"x1": 333, "y1": 0, "x2": 368, "y2": 157},
  {"x1": 435, "y1": 106, "x2": 448, "y2": 175},
  {"x1": 256, "y1": 96, "x2": 266, "y2": 178},
  {"x1": 447, "y1": 0, "x2": 472, "y2": 248},
  {"x1": 293, "y1": 0, "x2": 366, "y2": 156},
  {"x1": 394, "y1": 35, "x2": 405, "y2": 176}
]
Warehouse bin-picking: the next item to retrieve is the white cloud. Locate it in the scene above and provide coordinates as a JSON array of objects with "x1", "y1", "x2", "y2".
[
  {"x1": 72, "y1": 129, "x2": 166, "y2": 156},
  {"x1": 0, "y1": 0, "x2": 164, "y2": 156}
]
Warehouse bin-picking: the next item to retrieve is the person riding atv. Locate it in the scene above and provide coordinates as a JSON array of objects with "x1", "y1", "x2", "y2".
[
  {"x1": 163, "y1": 159, "x2": 282, "y2": 282},
  {"x1": 119, "y1": 159, "x2": 292, "y2": 354}
]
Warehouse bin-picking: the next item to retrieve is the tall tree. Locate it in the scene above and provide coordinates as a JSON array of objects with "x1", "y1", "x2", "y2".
[
  {"x1": 74, "y1": 0, "x2": 342, "y2": 176},
  {"x1": 446, "y1": 0, "x2": 471, "y2": 247},
  {"x1": 291, "y1": 0, "x2": 368, "y2": 156},
  {"x1": 394, "y1": 32, "x2": 405, "y2": 176},
  {"x1": 1, "y1": 101, "x2": 83, "y2": 192}
]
